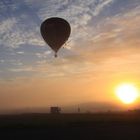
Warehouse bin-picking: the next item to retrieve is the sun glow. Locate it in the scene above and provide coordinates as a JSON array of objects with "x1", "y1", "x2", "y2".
[{"x1": 115, "y1": 84, "x2": 138, "y2": 104}]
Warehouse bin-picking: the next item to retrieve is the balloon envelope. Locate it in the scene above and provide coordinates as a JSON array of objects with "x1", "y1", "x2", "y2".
[{"x1": 40, "y1": 17, "x2": 71, "y2": 56}]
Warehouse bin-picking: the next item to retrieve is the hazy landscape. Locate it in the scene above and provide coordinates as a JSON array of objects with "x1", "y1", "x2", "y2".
[{"x1": 0, "y1": 0, "x2": 140, "y2": 139}]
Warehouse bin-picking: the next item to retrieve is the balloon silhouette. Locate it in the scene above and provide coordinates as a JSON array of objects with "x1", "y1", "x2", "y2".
[{"x1": 40, "y1": 17, "x2": 71, "y2": 57}]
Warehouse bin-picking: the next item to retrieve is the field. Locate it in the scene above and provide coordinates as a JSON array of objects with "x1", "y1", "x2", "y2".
[{"x1": 0, "y1": 111, "x2": 140, "y2": 140}]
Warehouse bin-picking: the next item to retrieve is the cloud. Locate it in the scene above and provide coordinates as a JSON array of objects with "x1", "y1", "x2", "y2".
[
  {"x1": 92, "y1": 0, "x2": 113, "y2": 16},
  {"x1": 0, "y1": 1, "x2": 45, "y2": 49},
  {"x1": 1, "y1": 0, "x2": 140, "y2": 81},
  {"x1": 0, "y1": 60, "x2": 5, "y2": 63},
  {"x1": 16, "y1": 51, "x2": 25, "y2": 54},
  {"x1": 26, "y1": 0, "x2": 114, "y2": 48},
  {"x1": 9, "y1": 66, "x2": 35, "y2": 72},
  {"x1": 0, "y1": 17, "x2": 45, "y2": 48},
  {"x1": 0, "y1": 0, "x2": 114, "y2": 50},
  {"x1": 35, "y1": 50, "x2": 52, "y2": 58}
]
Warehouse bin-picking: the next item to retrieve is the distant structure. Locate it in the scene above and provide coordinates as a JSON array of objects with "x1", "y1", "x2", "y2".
[
  {"x1": 78, "y1": 107, "x2": 80, "y2": 113},
  {"x1": 50, "y1": 107, "x2": 61, "y2": 114}
]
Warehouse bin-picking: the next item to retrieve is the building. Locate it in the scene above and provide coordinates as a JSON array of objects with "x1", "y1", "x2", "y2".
[{"x1": 50, "y1": 107, "x2": 61, "y2": 114}]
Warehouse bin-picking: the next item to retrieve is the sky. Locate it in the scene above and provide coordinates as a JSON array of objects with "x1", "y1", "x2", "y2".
[{"x1": 0, "y1": 0, "x2": 140, "y2": 113}]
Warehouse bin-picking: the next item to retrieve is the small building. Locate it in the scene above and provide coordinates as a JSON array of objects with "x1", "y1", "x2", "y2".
[
  {"x1": 78, "y1": 107, "x2": 80, "y2": 113},
  {"x1": 50, "y1": 107, "x2": 61, "y2": 114}
]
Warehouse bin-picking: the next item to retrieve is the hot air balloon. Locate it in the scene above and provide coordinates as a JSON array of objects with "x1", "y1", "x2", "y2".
[{"x1": 40, "y1": 17, "x2": 71, "y2": 57}]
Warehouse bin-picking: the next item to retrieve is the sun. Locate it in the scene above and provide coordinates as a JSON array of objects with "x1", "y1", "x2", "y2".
[{"x1": 115, "y1": 84, "x2": 138, "y2": 104}]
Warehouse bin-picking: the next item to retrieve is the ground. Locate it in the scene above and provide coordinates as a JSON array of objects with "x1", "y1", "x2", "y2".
[{"x1": 0, "y1": 112, "x2": 140, "y2": 140}]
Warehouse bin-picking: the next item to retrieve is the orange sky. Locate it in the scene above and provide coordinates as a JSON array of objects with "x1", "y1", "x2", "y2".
[{"x1": 0, "y1": 0, "x2": 140, "y2": 113}]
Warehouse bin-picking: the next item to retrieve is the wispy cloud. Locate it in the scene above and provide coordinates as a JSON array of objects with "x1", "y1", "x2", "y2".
[
  {"x1": 0, "y1": 0, "x2": 114, "y2": 50},
  {"x1": 0, "y1": 0, "x2": 140, "y2": 81},
  {"x1": 0, "y1": 1, "x2": 45, "y2": 49},
  {"x1": 92, "y1": 0, "x2": 113, "y2": 16},
  {"x1": 27, "y1": 0, "x2": 114, "y2": 47},
  {"x1": 16, "y1": 51, "x2": 25, "y2": 54}
]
